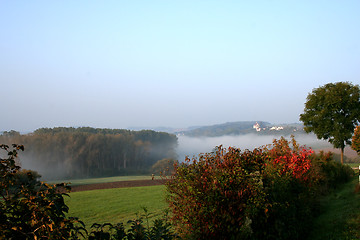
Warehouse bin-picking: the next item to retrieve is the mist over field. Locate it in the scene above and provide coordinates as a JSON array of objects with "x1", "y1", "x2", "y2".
[
  {"x1": 176, "y1": 133, "x2": 331, "y2": 161},
  {"x1": 5, "y1": 129, "x2": 356, "y2": 181},
  {"x1": 20, "y1": 155, "x2": 67, "y2": 181}
]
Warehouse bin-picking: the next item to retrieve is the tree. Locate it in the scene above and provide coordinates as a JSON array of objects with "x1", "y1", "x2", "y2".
[
  {"x1": 352, "y1": 125, "x2": 360, "y2": 155},
  {"x1": 300, "y1": 82, "x2": 360, "y2": 164},
  {"x1": 0, "y1": 144, "x2": 86, "y2": 239},
  {"x1": 0, "y1": 127, "x2": 178, "y2": 179},
  {"x1": 151, "y1": 158, "x2": 178, "y2": 176}
]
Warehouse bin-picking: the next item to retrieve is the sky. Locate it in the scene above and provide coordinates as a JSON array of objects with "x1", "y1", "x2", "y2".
[{"x1": 1, "y1": 1, "x2": 360, "y2": 132}]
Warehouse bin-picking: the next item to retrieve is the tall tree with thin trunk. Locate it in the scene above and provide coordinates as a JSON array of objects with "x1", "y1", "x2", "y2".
[{"x1": 300, "y1": 82, "x2": 360, "y2": 164}]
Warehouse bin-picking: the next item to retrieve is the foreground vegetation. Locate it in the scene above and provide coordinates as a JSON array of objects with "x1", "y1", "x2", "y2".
[
  {"x1": 1, "y1": 140, "x2": 358, "y2": 239},
  {"x1": 165, "y1": 137, "x2": 355, "y2": 239}
]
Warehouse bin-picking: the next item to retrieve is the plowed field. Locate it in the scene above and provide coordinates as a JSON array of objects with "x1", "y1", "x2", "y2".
[{"x1": 71, "y1": 179, "x2": 166, "y2": 192}]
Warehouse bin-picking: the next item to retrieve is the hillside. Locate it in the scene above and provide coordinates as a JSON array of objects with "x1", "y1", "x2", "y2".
[{"x1": 177, "y1": 121, "x2": 304, "y2": 137}]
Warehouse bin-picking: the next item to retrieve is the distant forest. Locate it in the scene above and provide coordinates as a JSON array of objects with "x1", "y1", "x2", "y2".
[
  {"x1": 181, "y1": 121, "x2": 303, "y2": 137},
  {"x1": 0, "y1": 127, "x2": 178, "y2": 180}
]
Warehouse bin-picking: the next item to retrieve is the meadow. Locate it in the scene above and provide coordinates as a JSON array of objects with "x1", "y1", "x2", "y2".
[
  {"x1": 55, "y1": 175, "x2": 153, "y2": 186},
  {"x1": 65, "y1": 184, "x2": 167, "y2": 230},
  {"x1": 309, "y1": 175, "x2": 360, "y2": 239}
]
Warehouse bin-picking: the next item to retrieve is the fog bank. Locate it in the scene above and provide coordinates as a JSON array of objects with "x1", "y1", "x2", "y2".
[{"x1": 176, "y1": 133, "x2": 331, "y2": 161}]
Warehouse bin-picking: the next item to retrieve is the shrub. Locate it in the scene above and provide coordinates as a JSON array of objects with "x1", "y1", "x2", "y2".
[
  {"x1": 0, "y1": 144, "x2": 86, "y2": 239},
  {"x1": 166, "y1": 137, "x2": 320, "y2": 240},
  {"x1": 352, "y1": 125, "x2": 360, "y2": 154},
  {"x1": 87, "y1": 208, "x2": 178, "y2": 240},
  {"x1": 253, "y1": 138, "x2": 317, "y2": 240},
  {"x1": 311, "y1": 151, "x2": 354, "y2": 192},
  {"x1": 151, "y1": 158, "x2": 178, "y2": 176},
  {"x1": 166, "y1": 145, "x2": 267, "y2": 239}
]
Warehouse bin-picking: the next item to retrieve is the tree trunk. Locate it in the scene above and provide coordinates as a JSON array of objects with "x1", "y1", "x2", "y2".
[{"x1": 341, "y1": 147, "x2": 344, "y2": 164}]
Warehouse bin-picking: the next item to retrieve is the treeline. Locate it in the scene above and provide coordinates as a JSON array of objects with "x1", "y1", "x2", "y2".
[
  {"x1": 0, "y1": 127, "x2": 178, "y2": 180},
  {"x1": 183, "y1": 121, "x2": 268, "y2": 137},
  {"x1": 180, "y1": 121, "x2": 304, "y2": 137}
]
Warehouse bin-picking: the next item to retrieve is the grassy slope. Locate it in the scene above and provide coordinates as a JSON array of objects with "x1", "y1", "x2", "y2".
[
  {"x1": 309, "y1": 176, "x2": 360, "y2": 240},
  {"x1": 65, "y1": 185, "x2": 167, "y2": 230},
  {"x1": 346, "y1": 163, "x2": 360, "y2": 169}
]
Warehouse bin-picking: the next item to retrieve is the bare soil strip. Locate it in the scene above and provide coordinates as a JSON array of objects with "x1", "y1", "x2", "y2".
[{"x1": 70, "y1": 179, "x2": 167, "y2": 192}]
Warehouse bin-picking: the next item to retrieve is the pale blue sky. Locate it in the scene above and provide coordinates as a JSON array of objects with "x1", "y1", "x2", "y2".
[{"x1": 1, "y1": 1, "x2": 360, "y2": 132}]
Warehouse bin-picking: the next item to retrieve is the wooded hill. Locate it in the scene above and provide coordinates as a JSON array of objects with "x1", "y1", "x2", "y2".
[
  {"x1": 179, "y1": 121, "x2": 304, "y2": 137},
  {"x1": 0, "y1": 127, "x2": 177, "y2": 180}
]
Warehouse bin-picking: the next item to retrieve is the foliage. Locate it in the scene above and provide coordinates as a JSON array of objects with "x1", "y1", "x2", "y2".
[
  {"x1": 166, "y1": 145, "x2": 267, "y2": 239},
  {"x1": 264, "y1": 137, "x2": 314, "y2": 182},
  {"x1": 86, "y1": 208, "x2": 178, "y2": 240},
  {"x1": 300, "y1": 81, "x2": 360, "y2": 164},
  {"x1": 88, "y1": 222, "x2": 127, "y2": 240},
  {"x1": 0, "y1": 144, "x2": 86, "y2": 239},
  {"x1": 165, "y1": 137, "x2": 351, "y2": 240},
  {"x1": 126, "y1": 208, "x2": 178, "y2": 240},
  {"x1": 352, "y1": 125, "x2": 360, "y2": 154},
  {"x1": 310, "y1": 151, "x2": 354, "y2": 193},
  {"x1": 0, "y1": 127, "x2": 178, "y2": 179},
  {"x1": 1, "y1": 130, "x2": 20, "y2": 137},
  {"x1": 0, "y1": 143, "x2": 177, "y2": 239},
  {"x1": 252, "y1": 138, "x2": 317, "y2": 240},
  {"x1": 151, "y1": 158, "x2": 178, "y2": 176}
]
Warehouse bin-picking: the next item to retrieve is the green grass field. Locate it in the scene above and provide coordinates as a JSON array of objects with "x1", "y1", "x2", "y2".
[
  {"x1": 309, "y1": 176, "x2": 360, "y2": 240},
  {"x1": 346, "y1": 162, "x2": 360, "y2": 169},
  {"x1": 65, "y1": 185, "x2": 167, "y2": 230},
  {"x1": 52, "y1": 175, "x2": 153, "y2": 186}
]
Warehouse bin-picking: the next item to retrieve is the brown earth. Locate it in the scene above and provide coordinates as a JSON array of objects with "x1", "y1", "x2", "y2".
[
  {"x1": 315, "y1": 146, "x2": 359, "y2": 160},
  {"x1": 70, "y1": 179, "x2": 167, "y2": 192}
]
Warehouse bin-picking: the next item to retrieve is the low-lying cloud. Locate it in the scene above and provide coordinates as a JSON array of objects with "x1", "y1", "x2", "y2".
[{"x1": 176, "y1": 133, "x2": 331, "y2": 161}]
